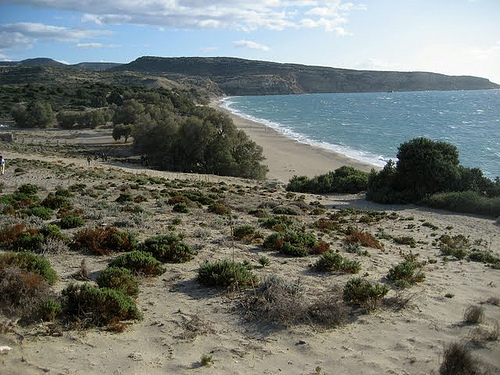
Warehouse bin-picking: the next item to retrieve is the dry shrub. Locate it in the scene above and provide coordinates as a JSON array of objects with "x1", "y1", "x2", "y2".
[
  {"x1": 0, "y1": 266, "x2": 52, "y2": 321},
  {"x1": 439, "y1": 342, "x2": 483, "y2": 375},
  {"x1": 310, "y1": 240, "x2": 331, "y2": 255},
  {"x1": 467, "y1": 322, "x2": 499, "y2": 346},
  {"x1": 245, "y1": 275, "x2": 349, "y2": 328},
  {"x1": 72, "y1": 227, "x2": 136, "y2": 255},
  {"x1": 464, "y1": 305, "x2": 485, "y2": 325},
  {"x1": 485, "y1": 297, "x2": 499, "y2": 306},
  {"x1": 0, "y1": 223, "x2": 26, "y2": 247},
  {"x1": 343, "y1": 228, "x2": 384, "y2": 250}
]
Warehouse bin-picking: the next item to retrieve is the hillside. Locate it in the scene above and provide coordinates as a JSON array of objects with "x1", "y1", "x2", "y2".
[{"x1": 113, "y1": 56, "x2": 500, "y2": 95}]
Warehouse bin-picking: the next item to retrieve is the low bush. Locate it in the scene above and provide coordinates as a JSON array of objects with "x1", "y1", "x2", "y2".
[
  {"x1": 12, "y1": 231, "x2": 45, "y2": 252},
  {"x1": 343, "y1": 242, "x2": 370, "y2": 256},
  {"x1": 41, "y1": 192, "x2": 69, "y2": 209},
  {"x1": 59, "y1": 215, "x2": 85, "y2": 229},
  {"x1": 439, "y1": 342, "x2": 483, "y2": 375},
  {"x1": 343, "y1": 277, "x2": 389, "y2": 311},
  {"x1": 424, "y1": 190, "x2": 500, "y2": 218},
  {"x1": 0, "y1": 251, "x2": 57, "y2": 284},
  {"x1": 198, "y1": 259, "x2": 257, "y2": 288},
  {"x1": 260, "y1": 215, "x2": 295, "y2": 231},
  {"x1": 208, "y1": 202, "x2": 231, "y2": 215},
  {"x1": 343, "y1": 228, "x2": 384, "y2": 250},
  {"x1": 0, "y1": 266, "x2": 53, "y2": 321},
  {"x1": 72, "y1": 227, "x2": 136, "y2": 255},
  {"x1": 138, "y1": 234, "x2": 195, "y2": 263},
  {"x1": 108, "y1": 251, "x2": 164, "y2": 276},
  {"x1": 26, "y1": 205, "x2": 53, "y2": 220},
  {"x1": 287, "y1": 166, "x2": 369, "y2": 194},
  {"x1": 386, "y1": 253, "x2": 425, "y2": 288},
  {"x1": 393, "y1": 236, "x2": 417, "y2": 248},
  {"x1": 39, "y1": 299, "x2": 62, "y2": 322},
  {"x1": 463, "y1": 305, "x2": 484, "y2": 325},
  {"x1": 62, "y1": 283, "x2": 141, "y2": 327},
  {"x1": 314, "y1": 252, "x2": 361, "y2": 273},
  {"x1": 263, "y1": 229, "x2": 319, "y2": 257},
  {"x1": 18, "y1": 183, "x2": 39, "y2": 195},
  {"x1": 439, "y1": 234, "x2": 470, "y2": 260},
  {"x1": 96, "y1": 267, "x2": 139, "y2": 298},
  {"x1": 468, "y1": 250, "x2": 500, "y2": 268}
]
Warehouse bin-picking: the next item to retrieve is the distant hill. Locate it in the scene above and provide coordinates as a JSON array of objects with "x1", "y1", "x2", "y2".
[
  {"x1": 113, "y1": 56, "x2": 500, "y2": 95},
  {"x1": 0, "y1": 58, "x2": 122, "y2": 71},
  {"x1": 72, "y1": 62, "x2": 123, "y2": 71}
]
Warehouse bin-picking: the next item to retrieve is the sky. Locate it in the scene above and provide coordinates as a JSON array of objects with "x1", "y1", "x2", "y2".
[{"x1": 0, "y1": 0, "x2": 499, "y2": 84}]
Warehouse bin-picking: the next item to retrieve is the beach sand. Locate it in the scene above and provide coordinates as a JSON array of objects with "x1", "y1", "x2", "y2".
[
  {"x1": 0, "y1": 120, "x2": 499, "y2": 375},
  {"x1": 215, "y1": 100, "x2": 378, "y2": 183}
]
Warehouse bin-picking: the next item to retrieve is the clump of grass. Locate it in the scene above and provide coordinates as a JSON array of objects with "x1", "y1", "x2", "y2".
[
  {"x1": 386, "y1": 252, "x2": 425, "y2": 288},
  {"x1": 258, "y1": 256, "x2": 271, "y2": 267},
  {"x1": 393, "y1": 236, "x2": 417, "y2": 248},
  {"x1": 96, "y1": 267, "x2": 139, "y2": 298},
  {"x1": 138, "y1": 233, "x2": 195, "y2": 263},
  {"x1": 108, "y1": 251, "x2": 164, "y2": 276},
  {"x1": 244, "y1": 275, "x2": 349, "y2": 328},
  {"x1": 463, "y1": 305, "x2": 485, "y2": 325},
  {"x1": 39, "y1": 299, "x2": 62, "y2": 322},
  {"x1": 200, "y1": 353, "x2": 213, "y2": 367},
  {"x1": 314, "y1": 251, "x2": 361, "y2": 274},
  {"x1": 208, "y1": 202, "x2": 231, "y2": 215},
  {"x1": 62, "y1": 283, "x2": 142, "y2": 327},
  {"x1": 438, "y1": 234, "x2": 470, "y2": 260},
  {"x1": 343, "y1": 228, "x2": 384, "y2": 250},
  {"x1": 198, "y1": 259, "x2": 257, "y2": 289},
  {"x1": 343, "y1": 277, "x2": 389, "y2": 312},
  {"x1": 72, "y1": 227, "x2": 136, "y2": 255},
  {"x1": 438, "y1": 342, "x2": 483, "y2": 375},
  {"x1": 263, "y1": 229, "x2": 319, "y2": 257}
]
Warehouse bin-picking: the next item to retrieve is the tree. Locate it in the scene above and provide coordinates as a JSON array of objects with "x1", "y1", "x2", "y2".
[
  {"x1": 113, "y1": 124, "x2": 133, "y2": 143},
  {"x1": 12, "y1": 101, "x2": 55, "y2": 128}
]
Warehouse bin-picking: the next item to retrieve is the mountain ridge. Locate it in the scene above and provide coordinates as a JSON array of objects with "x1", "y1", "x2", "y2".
[{"x1": 1, "y1": 56, "x2": 498, "y2": 95}]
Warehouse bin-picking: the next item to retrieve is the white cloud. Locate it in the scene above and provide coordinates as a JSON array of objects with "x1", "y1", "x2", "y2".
[
  {"x1": 0, "y1": 22, "x2": 112, "y2": 52},
  {"x1": 7, "y1": 0, "x2": 364, "y2": 32},
  {"x1": 233, "y1": 40, "x2": 270, "y2": 51},
  {"x1": 76, "y1": 42, "x2": 120, "y2": 49},
  {"x1": 356, "y1": 58, "x2": 401, "y2": 71},
  {"x1": 200, "y1": 46, "x2": 219, "y2": 53}
]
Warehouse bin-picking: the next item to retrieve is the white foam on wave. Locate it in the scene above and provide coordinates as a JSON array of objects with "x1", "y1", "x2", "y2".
[{"x1": 221, "y1": 97, "x2": 389, "y2": 168}]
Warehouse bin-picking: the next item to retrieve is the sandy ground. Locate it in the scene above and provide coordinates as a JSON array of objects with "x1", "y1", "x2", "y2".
[{"x1": 0, "y1": 122, "x2": 499, "y2": 375}]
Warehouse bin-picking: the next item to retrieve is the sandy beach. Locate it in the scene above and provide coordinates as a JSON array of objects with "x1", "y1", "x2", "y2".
[
  {"x1": 215, "y1": 100, "x2": 378, "y2": 183},
  {"x1": 0, "y1": 120, "x2": 499, "y2": 375}
]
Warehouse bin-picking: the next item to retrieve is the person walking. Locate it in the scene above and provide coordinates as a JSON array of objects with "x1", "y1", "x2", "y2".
[{"x1": 0, "y1": 155, "x2": 5, "y2": 175}]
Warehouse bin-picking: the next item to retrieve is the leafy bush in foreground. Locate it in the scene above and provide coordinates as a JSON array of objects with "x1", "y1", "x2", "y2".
[
  {"x1": 386, "y1": 253, "x2": 425, "y2": 288},
  {"x1": 287, "y1": 166, "x2": 369, "y2": 194},
  {"x1": 72, "y1": 227, "x2": 136, "y2": 255},
  {"x1": 62, "y1": 283, "x2": 141, "y2": 327},
  {"x1": 198, "y1": 259, "x2": 257, "y2": 288},
  {"x1": 343, "y1": 277, "x2": 389, "y2": 311},
  {"x1": 96, "y1": 267, "x2": 139, "y2": 298},
  {"x1": 108, "y1": 251, "x2": 164, "y2": 276},
  {"x1": 314, "y1": 251, "x2": 361, "y2": 274},
  {"x1": 0, "y1": 251, "x2": 57, "y2": 284},
  {"x1": 138, "y1": 233, "x2": 195, "y2": 263}
]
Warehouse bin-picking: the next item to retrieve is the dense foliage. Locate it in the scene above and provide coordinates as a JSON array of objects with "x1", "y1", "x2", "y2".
[
  {"x1": 367, "y1": 138, "x2": 500, "y2": 215},
  {"x1": 287, "y1": 166, "x2": 369, "y2": 194}
]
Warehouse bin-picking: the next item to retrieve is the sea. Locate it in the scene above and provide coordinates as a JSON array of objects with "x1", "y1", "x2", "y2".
[{"x1": 221, "y1": 90, "x2": 500, "y2": 180}]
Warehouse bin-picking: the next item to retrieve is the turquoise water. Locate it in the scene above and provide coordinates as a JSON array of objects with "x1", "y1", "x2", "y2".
[{"x1": 222, "y1": 90, "x2": 500, "y2": 179}]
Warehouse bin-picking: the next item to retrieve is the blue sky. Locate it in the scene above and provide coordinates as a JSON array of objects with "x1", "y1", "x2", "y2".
[{"x1": 0, "y1": 0, "x2": 499, "y2": 84}]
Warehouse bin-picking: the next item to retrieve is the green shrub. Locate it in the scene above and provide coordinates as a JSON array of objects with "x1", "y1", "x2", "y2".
[
  {"x1": 263, "y1": 229, "x2": 318, "y2": 257},
  {"x1": 41, "y1": 193, "x2": 69, "y2": 209},
  {"x1": 393, "y1": 236, "x2": 417, "y2": 248},
  {"x1": 138, "y1": 234, "x2": 195, "y2": 263},
  {"x1": 0, "y1": 251, "x2": 57, "y2": 284},
  {"x1": 233, "y1": 225, "x2": 256, "y2": 240},
  {"x1": 198, "y1": 259, "x2": 257, "y2": 288},
  {"x1": 39, "y1": 299, "x2": 62, "y2": 322},
  {"x1": 39, "y1": 224, "x2": 69, "y2": 243},
  {"x1": 314, "y1": 252, "x2": 361, "y2": 273},
  {"x1": 115, "y1": 193, "x2": 133, "y2": 203},
  {"x1": 62, "y1": 283, "x2": 141, "y2": 327},
  {"x1": 108, "y1": 251, "x2": 164, "y2": 276},
  {"x1": 287, "y1": 166, "x2": 369, "y2": 194},
  {"x1": 468, "y1": 250, "x2": 500, "y2": 267},
  {"x1": 260, "y1": 215, "x2": 295, "y2": 231},
  {"x1": 59, "y1": 215, "x2": 85, "y2": 229},
  {"x1": 424, "y1": 191, "x2": 500, "y2": 218},
  {"x1": 26, "y1": 205, "x2": 53, "y2": 219},
  {"x1": 96, "y1": 267, "x2": 139, "y2": 298},
  {"x1": 343, "y1": 277, "x2": 389, "y2": 311},
  {"x1": 12, "y1": 231, "x2": 45, "y2": 252},
  {"x1": 439, "y1": 234, "x2": 470, "y2": 260},
  {"x1": 72, "y1": 227, "x2": 136, "y2": 255},
  {"x1": 208, "y1": 202, "x2": 231, "y2": 215},
  {"x1": 387, "y1": 254, "x2": 425, "y2": 288},
  {"x1": 172, "y1": 202, "x2": 189, "y2": 213},
  {"x1": 18, "y1": 183, "x2": 39, "y2": 195}
]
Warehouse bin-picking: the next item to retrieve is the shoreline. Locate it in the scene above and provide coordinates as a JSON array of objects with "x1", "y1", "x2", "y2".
[{"x1": 213, "y1": 98, "x2": 379, "y2": 183}]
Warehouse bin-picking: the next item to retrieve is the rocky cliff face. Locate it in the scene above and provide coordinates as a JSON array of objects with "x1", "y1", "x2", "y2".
[{"x1": 114, "y1": 56, "x2": 500, "y2": 96}]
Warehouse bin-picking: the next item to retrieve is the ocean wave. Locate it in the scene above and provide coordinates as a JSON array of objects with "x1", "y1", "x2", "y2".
[{"x1": 221, "y1": 97, "x2": 388, "y2": 168}]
